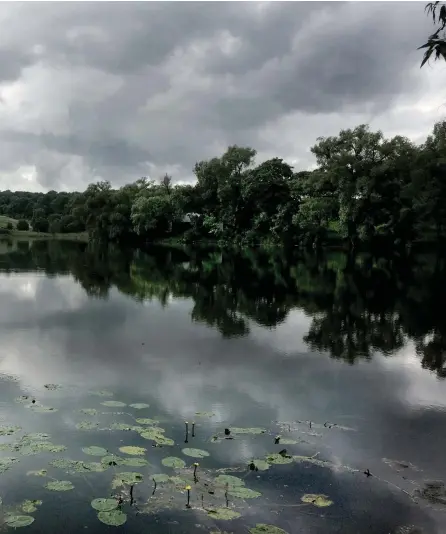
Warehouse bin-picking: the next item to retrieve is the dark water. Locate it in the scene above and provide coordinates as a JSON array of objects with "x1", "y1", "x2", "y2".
[{"x1": 0, "y1": 239, "x2": 446, "y2": 534}]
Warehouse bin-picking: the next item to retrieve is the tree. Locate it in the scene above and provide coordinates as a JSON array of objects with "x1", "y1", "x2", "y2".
[
  {"x1": 419, "y1": 2, "x2": 446, "y2": 67},
  {"x1": 16, "y1": 219, "x2": 29, "y2": 231},
  {"x1": 6, "y1": 222, "x2": 13, "y2": 230},
  {"x1": 32, "y1": 217, "x2": 49, "y2": 233}
]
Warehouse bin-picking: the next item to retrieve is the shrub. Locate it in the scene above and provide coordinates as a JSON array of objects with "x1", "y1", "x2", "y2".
[{"x1": 16, "y1": 219, "x2": 29, "y2": 231}]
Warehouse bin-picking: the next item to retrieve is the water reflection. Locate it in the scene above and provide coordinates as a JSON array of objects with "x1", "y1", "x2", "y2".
[{"x1": 0, "y1": 239, "x2": 445, "y2": 533}]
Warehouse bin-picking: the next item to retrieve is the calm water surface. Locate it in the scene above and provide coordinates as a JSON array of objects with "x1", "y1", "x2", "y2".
[{"x1": 0, "y1": 239, "x2": 445, "y2": 534}]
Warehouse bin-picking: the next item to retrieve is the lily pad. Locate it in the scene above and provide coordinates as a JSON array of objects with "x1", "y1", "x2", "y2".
[
  {"x1": 182, "y1": 448, "x2": 210, "y2": 458},
  {"x1": 90, "y1": 390, "x2": 114, "y2": 397},
  {"x1": 249, "y1": 525, "x2": 289, "y2": 534},
  {"x1": 26, "y1": 469, "x2": 47, "y2": 477},
  {"x1": 140, "y1": 429, "x2": 174, "y2": 446},
  {"x1": 76, "y1": 421, "x2": 99, "y2": 430},
  {"x1": 83, "y1": 462, "x2": 109, "y2": 472},
  {"x1": 109, "y1": 423, "x2": 142, "y2": 432},
  {"x1": 195, "y1": 412, "x2": 215, "y2": 417},
  {"x1": 101, "y1": 401, "x2": 126, "y2": 407},
  {"x1": 21, "y1": 500, "x2": 42, "y2": 513},
  {"x1": 30, "y1": 405, "x2": 58, "y2": 413},
  {"x1": 266, "y1": 453, "x2": 293, "y2": 465},
  {"x1": 135, "y1": 418, "x2": 159, "y2": 425},
  {"x1": 97, "y1": 510, "x2": 127, "y2": 526},
  {"x1": 162, "y1": 457, "x2": 186, "y2": 469},
  {"x1": 79, "y1": 409, "x2": 98, "y2": 416},
  {"x1": 129, "y1": 403, "x2": 150, "y2": 409},
  {"x1": 111, "y1": 472, "x2": 143, "y2": 489},
  {"x1": 121, "y1": 457, "x2": 149, "y2": 467},
  {"x1": 45, "y1": 480, "x2": 74, "y2": 491},
  {"x1": 82, "y1": 446, "x2": 108, "y2": 456},
  {"x1": 4, "y1": 515, "x2": 35, "y2": 528},
  {"x1": 228, "y1": 487, "x2": 261, "y2": 499},
  {"x1": 0, "y1": 425, "x2": 22, "y2": 436},
  {"x1": 0, "y1": 457, "x2": 20, "y2": 473},
  {"x1": 207, "y1": 508, "x2": 241, "y2": 520},
  {"x1": 151, "y1": 473, "x2": 170, "y2": 483},
  {"x1": 15, "y1": 396, "x2": 32, "y2": 404},
  {"x1": 215, "y1": 475, "x2": 245, "y2": 488},
  {"x1": 276, "y1": 438, "x2": 298, "y2": 445},
  {"x1": 248, "y1": 459, "x2": 270, "y2": 471},
  {"x1": 24, "y1": 433, "x2": 51, "y2": 441},
  {"x1": 301, "y1": 494, "x2": 333, "y2": 507},
  {"x1": 230, "y1": 427, "x2": 266, "y2": 435},
  {"x1": 118, "y1": 446, "x2": 146, "y2": 456},
  {"x1": 44, "y1": 384, "x2": 61, "y2": 390},
  {"x1": 101, "y1": 455, "x2": 125, "y2": 467},
  {"x1": 91, "y1": 498, "x2": 118, "y2": 512}
]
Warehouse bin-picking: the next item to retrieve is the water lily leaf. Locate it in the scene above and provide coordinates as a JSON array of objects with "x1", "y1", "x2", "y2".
[
  {"x1": 276, "y1": 438, "x2": 298, "y2": 445},
  {"x1": 228, "y1": 487, "x2": 261, "y2": 499},
  {"x1": 79, "y1": 409, "x2": 98, "y2": 416},
  {"x1": 207, "y1": 508, "x2": 241, "y2": 520},
  {"x1": 109, "y1": 423, "x2": 142, "y2": 432},
  {"x1": 195, "y1": 412, "x2": 215, "y2": 417},
  {"x1": 169, "y1": 476, "x2": 188, "y2": 487},
  {"x1": 151, "y1": 474, "x2": 170, "y2": 483},
  {"x1": 0, "y1": 457, "x2": 19, "y2": 473},
  {"x1": 249, "y1": 459, "x2": 270, "y2": 471},
  {"x1": 21, "y1": 500, "x2": 42, "y2": 513},
  {"x1": 83, "y1": 462, "x2": 109, "y2": 472},
  {"x1": 135, "y1": 418, "x2": 159, "y2": 425},
  {"x1": 44, "y1": 384, "x2": 61, "y2": 390},
  {"x1": 97, "y1": 510, "x2": 127, "y2": 526},
  {"x1": 111, "y1": 472, "x2": 143, "y2": 489},
  {"x1": 15, "y1": 396, "x2": 32, "y2": 404},
  {"x1": 118, "y1": 446, "x2": 146, "y2": 456},
  {"x1": 24, "y1": 433, "x2": 51, "y2": 441},
  {"x1": 266, "y1": 454, "x2": 293, "y2": 465},
  {"x1": 0, "y1": 425, "x2": 21, "y2": 436},
  {"x1": 230, "y1": 427, "x2": 266, "y2": 435},
  {"x1": 26, "y1": 469, "x2": 47, "y2": 477},
  {"x1": 140, "y1": 430, "x2": 174, "y2": 446},
  {"x1": 121, "y1": 457, "x2": 149, "y2": 467},
  {"x1": 101, "y1": 401, "x2": 126, "y2": 407},
  {"x1": 49, "y1": 459, "x2": 90, "y2": 473},
  {"x1": 249, "y1": 525, "x2": 289, "y2": 534},
  {"x1": 19, "y1": 441, "x2": 66, "y2": 455},
  {"x1": 215, "y1": 475, "x2": 245, "y2": 488},
  {"x1": 182, "y1": 448, "x2": 210, "y2": 458},
  {"x1": 90, "y1": 390, "x2": 114, "y2": 397},
  {"x1": 82, "y1": 446, "x2": 108, "y2": 457},
  {"x1": 301, "y1": 494, "x2": 333, "y2": 507},
  {"x1": 4, "y1": 515, "x2": 35, "y2": 528},
  {"x1": 162, "y1": 457, "x2": 186, "y2": 469},
  {"x1": 30, "y1": 405, "x2": 58, "y2": 413},
  {"x1": 101, "y1": 455, "x2": 125, "y2": 467},
  {"x1": 45, "y1": 480, "x2": 74, "y2": 491},
  {"x1": 76, "y1": 421, "x2": 99, "y2": 430},
  {"x1": 91, "y1": 498, "x2": 118, "y2": 512},
  {"x1": 129, "y1": 403, "x2": 150, "y2": 409}
]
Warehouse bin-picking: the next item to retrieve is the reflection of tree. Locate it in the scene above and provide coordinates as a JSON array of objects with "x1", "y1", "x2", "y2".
[{"x1": 1, "y1": 239, "x2": 446, "y2": 377}]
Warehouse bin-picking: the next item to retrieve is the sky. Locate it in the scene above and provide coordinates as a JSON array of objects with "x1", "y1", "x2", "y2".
[{"x1": 0, "y1": 1, "x2": 444, "y2": 193}]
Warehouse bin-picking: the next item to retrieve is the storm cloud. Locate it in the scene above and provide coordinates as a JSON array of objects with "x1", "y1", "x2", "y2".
[{"x1": 0, "y1": 1, "x2": 442, "y2": 191}]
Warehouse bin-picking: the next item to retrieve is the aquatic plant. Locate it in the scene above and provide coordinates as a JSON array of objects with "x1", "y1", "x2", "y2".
[
  {"x1": 45, "y1": 480, "x2": 75, "y2": 491},
  {"x1": 301, "y1": 494, "x2": 333, "y2": 507},
  {"x1": 182, "y1": 448, "x2": 210, "y2": 458}
]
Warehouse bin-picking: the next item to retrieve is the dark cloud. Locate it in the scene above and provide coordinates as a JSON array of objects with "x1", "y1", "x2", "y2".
[{"x1": 0, "y1": 2, "x2": 440, "y2": 190}]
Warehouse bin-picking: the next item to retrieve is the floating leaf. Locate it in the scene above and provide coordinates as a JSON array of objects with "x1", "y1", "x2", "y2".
[
  {"x1": 0, "y1": 457, "x2": 19, "y2": 473},
  {"x1": 4, "y1": 515, "x2": 35, "y2": 528},
  {"x1": 30, "y1": 405, "x2": 58, "y2": 413},
  {"x1": 121, "y1": 457, "x2": 149, "y2": 467},
  {"x1": 162, "y1": 457, "x2": 186, "y2": 469},
  {"x1": 151, "y1": 474, "x2": 170, "y2": 483},
  {"x1": 195, "y1": 412, "x2": 215, "y2": 417},
  {"x1": 76, "y1": 421, "x2": 99, "y2": 430},
  {"x1": 215, "y1": 475, "x2": 245, "y2": 488},
  {"x1": 276, "y1": 438, "x2": 298, "y2": 445},
  {"x1": 301, "y1": 494, "x2": 333, "y2": 507},
  {"x1": 101, "y1": 401, "x2": 126, "y2": 407},
  {"x1": 118, "y1": 446, "x2": 146, "y2": 456},
  {"x1": 24, "y1": 433, "x2": 51, "y2": 441},
  {"x1": 129, "y1": 403, "x2": 150, "y2": 409},
  {"x1": 249, "y1": 525, "x2": 289, "y2": 534},
  {"x1": 0, "y1": 425, "x2": 22, "y2": 436},
  {"x1": 79, "y1": 409, "x2": 98, "y2": 416},
  {"x1": 109, "y1": 423, "x2": 142, "y2": 432},
  {"x1": 97, "y1": 510, "x2": 127, "y2": 526},
  {"x1": 26, "y1": 469, "x2": 47, "y2": 477},
  {"x1": 15, "y1": 396, "x2": 32, "y2": 404},
  {"x1": 91, "y1": 498, "x2": 118, "y2": 512},
  {"x1": 90, "y1": 390, "x2": 114, "y2": 397},
  {"x1": 83, "y1": 462, "x2": 109, "y2": 472},
  {"x1": 248, "y1": 459, "x2": 270, "y2": 471},
  {"x1": 101, "y1": 455, "x2": 125, "y2": 467},
  {"x1": 169, "y1": 476, "x2": 188, "y2": 487},
  {"x1": 135, "y1": 418, "x2": 159, "y2": 425},
  {"x1": 44, "y1": 384, "x2": 61, "y2": 390},
  {"x1": 266, "y1": 453, "x2": 293, "y2": 465},
  {"x1": 18, "y1": 441, "x2": 66, "y2": 456},
  {"x1": 140, "y1": 429, "x2": 174, "y2": 446},
  {"x1": 182, "y1": 448, "x2": 209, "y2": 458},
  {"x1": 231, "y1": 427, "x2": 266, "y2": 435},
  {"x1": 21, "y1": 500, "x2": 42, "y2": 513},
  {"x1": 207, "y1": 508, "x2": 241, "y2": 520},
  {"x1": 228, "y1": 487, "x2": 261, "y2": 499},
  {"x1": 111, "y1": 472, "x2": 143, "y2": 489},
  {"x1": 45, "y1": 480, "x2": 74, "y2": 491},
  {"x1": 82, "y1": 446, "x2": 108, "y2": 457}
]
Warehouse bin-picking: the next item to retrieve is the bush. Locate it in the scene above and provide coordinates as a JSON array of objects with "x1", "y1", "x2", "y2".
[
  {"x1": 16, "y1": 219, "x2": 29, "y2": 231},
  {"x1": 6, "y1": 222, "x2": 13, "y2": 230},
  {"x1": 32, "y1": 218, "x2": 49, "y2": 233}
]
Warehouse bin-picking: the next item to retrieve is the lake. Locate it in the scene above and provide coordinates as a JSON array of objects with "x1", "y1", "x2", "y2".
[{"x1": 0, "y1": 239, "x2": 445, "y2": 534}]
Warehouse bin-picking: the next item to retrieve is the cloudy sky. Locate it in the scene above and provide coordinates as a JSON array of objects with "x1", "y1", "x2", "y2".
[{"x1": 0, "y1": 1, "x2": 444, "y2": 192}]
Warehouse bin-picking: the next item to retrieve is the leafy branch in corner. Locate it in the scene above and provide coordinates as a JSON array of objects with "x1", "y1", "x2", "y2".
[{"x1": 419, "y1": 2, "x2": 446, "y2": 67}]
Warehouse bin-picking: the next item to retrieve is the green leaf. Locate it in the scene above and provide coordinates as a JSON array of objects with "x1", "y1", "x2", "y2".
[
  {"x1": 229, "y1": 487, "x2": 261, "y2": 499},
  {"x1": 118, "y1": 446, "x2": 146, "y2": 456},
  {"x1": 45, "y1": 480, "x2": 74, "y2": 491},
  {"x1": 21, "y1": 500, "x2": 42, "y2": 513},
  {"x1": 101, "y1": 401, "x2": 126, "y2": 407},
  {"x1": 215, "y1": 475, "x2": 245, "y2": 488},
  {"x1": 301, "y1": 493, "x2": 333, "y2": 507},
  {"x1": 151, "y1": 473, "x2": 170, "y2": 483},
  {"x1": 129, "y1": 403, "x2": 150, "y2": 409},
  {"x1": 182, "y1": 448, "x2": 209, "y2": 458},
  {"x1": 97, "y1": 510, "x2": 127, "y2": 526},
  {"x1": 266, "y1": 453, "x2": 293, "y2": 465},
  {"x1": 249, "y1": 525, "x2": 289, "y2": 534},
  {"x1": 230, "y1": 427, "x2": 266, "y2": 435},
  {"x1": 207, "y1": 508, "x2": 241, "y2": 520},
  {"x1": 4, "y1": 515, "x2": 35, "y2": 528},
  {"x1": 162, "y1": 456, "x2": 186, "y2": 468},
  {"x1": 26, "y1": 469, "x2": 47, "y2": 477},
  {"x1": 82, "y1": 446, "x2": 108, "y2": 456},
  {"x1": 121, "y1": 457, "x2": 149, "y2": 467},
  {"x1": 111, "y1": 472, "x2": 143, "y2": 489},
  {"x1": 91, "y1": 498, "x2": 118, "y2": 512}
]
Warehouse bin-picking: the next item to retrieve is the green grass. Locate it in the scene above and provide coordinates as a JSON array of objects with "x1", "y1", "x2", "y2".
[
  {"x1": 0, "y1": 215, "x2": 19, "y2": 229},
  {"x1": 9, "y1": 230, "x2": 88, "y2": 242}
]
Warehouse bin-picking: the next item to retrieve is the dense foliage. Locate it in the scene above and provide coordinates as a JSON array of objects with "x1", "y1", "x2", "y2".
[
  {"x1": 419, "y1": 1, "x2": 446, "y2": 66},
  {"x1": 1, "y1": 239, "x2": 445, "y2": 377},
  {"x1": 1, "y1": 121, "x2": 446, "y2": 248}
]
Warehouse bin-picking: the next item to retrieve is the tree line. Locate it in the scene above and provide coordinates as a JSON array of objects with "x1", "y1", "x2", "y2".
[
  {"x1": 1, "y1": 120, "x2": 446, "y2": 248},
  {"x1": 1, "y1": 239, "x2": 445, "y2": 377}
]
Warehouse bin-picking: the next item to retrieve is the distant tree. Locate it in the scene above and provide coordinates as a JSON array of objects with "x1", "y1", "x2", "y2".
[
  {"x1": 16, "y1": 219, "x2": 29, "y2": 231},
  {"x1": 32, "y1": 218, "x2": 49, "y2": 233},
  {"x1": 160, "y1": 173, "x2": 172, "y2": 195},
  {"x1": 419, "y1": 2, "x2": 446, "y2": 67},
  {"x1": 6, "y1": 222, "x2": 13, "y2": 230}
]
